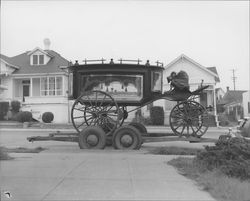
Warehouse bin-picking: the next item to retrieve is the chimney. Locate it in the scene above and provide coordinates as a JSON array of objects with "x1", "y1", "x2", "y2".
[
  {"x1": 226, "y1": 86, "x2": 229, "y2": 92},
  {"x1": 43, "y1": 38, "x2": 51, "y2": 50}
]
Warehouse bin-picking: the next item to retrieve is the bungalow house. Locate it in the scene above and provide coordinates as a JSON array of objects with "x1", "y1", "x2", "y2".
[
  {"x1": 149, "y1": 54, "x2": 220, "y2": 126},
  {"x1": 0, "y1": 40, "x2": 70, "y2": 123},
  {"x1": 218, "y1": 86, "x2": 247, "y2": 121}
]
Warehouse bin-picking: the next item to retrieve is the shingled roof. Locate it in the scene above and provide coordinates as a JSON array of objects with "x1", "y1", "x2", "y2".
[
  {"x1": 1, "y1": 49, "x2": 69, "y2": 75},
  {"x1": 0, "y1": 54, "x2": 20, "y2": 69},
  {"x1": 218, "y1": 89, "x2": 247, "y2": 105}
]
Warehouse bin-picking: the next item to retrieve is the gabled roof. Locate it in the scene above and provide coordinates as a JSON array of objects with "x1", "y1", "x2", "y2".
[
  {"x1": 207, "y1": 67, "x2": 220, "y2": 82},
  {"x1": 27, "y1": 47, "x2": 54, "y2": 58},
  {"x1": 0, "y1": 54, "x2": 20, "y2": 69},
  {"x1": 165, "y1": 54, "x2": 220, "y2": 82},
  {"x1": 218, "y1": 90, "x2": 247, "y2": 105},
  {"x1": 5, "y1": 49, "x2": 69, "y2": 75}
]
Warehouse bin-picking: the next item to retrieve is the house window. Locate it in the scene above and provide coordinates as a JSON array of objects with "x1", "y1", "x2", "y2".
[
  {"x1": 41, "y1": 76, "x2": 63, "y2": 96},
  {"x1": 56, "y1": 77, "x2": 62, "y2": 95},
  {"x1": 39, "y1": 55, "x2": 44, "y2": 65},
  {"x1": 33, "y1": 54, "x2": 44, "y2": 65},
  {"x1": 33, "y1": 55, "x2": 38, "y2": 65}
]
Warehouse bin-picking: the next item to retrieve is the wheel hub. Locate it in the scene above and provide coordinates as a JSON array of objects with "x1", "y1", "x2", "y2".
[
  {"x1": 120, "y1": 134, "x2": 133, "y2": 147},
  {"x1": 86, "y1": 134, "x2": 98, "y2": 146}
]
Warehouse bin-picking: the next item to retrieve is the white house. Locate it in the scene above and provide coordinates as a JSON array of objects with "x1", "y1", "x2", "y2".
[
  {"x1": 149, "y1": 54, "x2": 220, "y2": 126},
  {"x1": 0, "y1": 40, "x2": 70, "y2": 123}
]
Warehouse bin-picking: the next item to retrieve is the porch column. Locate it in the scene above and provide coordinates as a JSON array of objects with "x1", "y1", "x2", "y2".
[{"x1": 213, "y1": 84, "x2": 219, "y2": 127}]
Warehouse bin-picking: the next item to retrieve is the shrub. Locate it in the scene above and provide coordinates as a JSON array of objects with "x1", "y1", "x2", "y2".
[
  {"x1": 11, "y1": 100, "x2": 21, "y2": 113},
  {"x1": 16, "y1": 111, "x2": 32, "y2": 123},
  {"x1": 218, "y1": 113, "x2": 230, "y2": 126},
  {"x1": 0, "y1": 102, "x2": 9, "y2": 120},
  {"x1": 194, "y1": 137, "x2": 250, "y2": 180},
  {"x1": 42, "y1": 112, "x2": 54, "y2": 123},
  {"x1": 132, "y1": 115, "x2": 152, "y2": 125},
  {"x1": 150, "y1": 106, "x2": 164, "y2": 125}
]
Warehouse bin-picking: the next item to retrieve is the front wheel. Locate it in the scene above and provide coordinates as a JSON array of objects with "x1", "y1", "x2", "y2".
[{"x1": 169, "y1": 100, "x2": 209, "y2": 138}]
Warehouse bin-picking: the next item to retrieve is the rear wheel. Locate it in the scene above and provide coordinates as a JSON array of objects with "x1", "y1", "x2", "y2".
[
  {"x1": 78, "y1": 126, "x2": 106, "y2": 149},
  {"x1": 71, "y1": 90, "x2": 119, "y2": 134},
  {"x1": 169, "y1": 100, "x2": 209, "y2": 137},
  {"x1": 112, "y1": 125, "x2": 142, "y2": 150}
]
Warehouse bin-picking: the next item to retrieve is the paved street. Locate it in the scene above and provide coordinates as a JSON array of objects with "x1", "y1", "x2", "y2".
[{"x1": 0, "y1": 127, "x2": 227, "y2": 201}]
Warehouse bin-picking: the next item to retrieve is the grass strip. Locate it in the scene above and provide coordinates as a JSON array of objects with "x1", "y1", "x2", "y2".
[
  {"x1": 0, "y1": 147, "x2": 13, "y2": 160},
  {"x1": 148, "y1": 146, "x2": 203, "y2": 155},
  {"x1": 0, "y1": 146, "x2": 46, "y2": 154},
  {"x1": 168, "y1": 157, "x2": 250, "y2": 201}
]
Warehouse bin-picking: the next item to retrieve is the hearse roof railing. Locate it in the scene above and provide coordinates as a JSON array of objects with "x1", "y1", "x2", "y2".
[{"x1": 71, "y1": 58, "x2": 164, "y2": 67}]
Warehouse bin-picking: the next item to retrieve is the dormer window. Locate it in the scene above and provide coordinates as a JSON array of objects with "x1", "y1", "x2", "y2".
[{"x1": 32, "y1": 54, "x2": 44, "y2": 65}]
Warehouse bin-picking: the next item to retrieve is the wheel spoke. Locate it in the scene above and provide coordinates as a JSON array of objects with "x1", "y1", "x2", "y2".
[
  {"x1": 187, "y1": 125, "x2": 189, "y2": 135},
  {"x1": 74, "y1": 106, "x2": 86, "y2": 112},
  {"x1": 76, "y1": 121, "x2": 87, "y2": 129},
  {"x1": 99, "y1": 94, "x2": 106, "y2": 107},
  {"x1": 190, "y1": 125, "x2": 196, "y2": 134},
  {"x1": 73, "y1": 115, "x2": 86, "y2": 119}
]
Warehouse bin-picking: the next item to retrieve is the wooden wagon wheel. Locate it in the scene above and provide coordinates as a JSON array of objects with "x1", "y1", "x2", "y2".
[
  {"x1": 71, "y1": 90, "x2": 119, "y2": 134},
  {"x1": 169, "y1": 100, "x2": 209, "y2": 138}
]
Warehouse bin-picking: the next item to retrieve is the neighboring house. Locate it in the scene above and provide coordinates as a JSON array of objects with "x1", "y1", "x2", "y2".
[
  {"x1": 148, "y1": 54, "x2": 220, "y2": 126},
  {"x1": 243, "y1": 91, "x2": 250, "y2": 118},
  {"x1": 0, "y1": 41, "x2": 70, "y2": 123},
  {"x1": 218, "y1": 87, "x2": 247, "y2": 121},
  {"x1": 215, "y1": 87, "x2": 225, "y2": 103},
  {"x1": 215, "y1": 87, "x2": 226, "y2": 113},
  {"x1": 0, "y1": 54, "x2": 20, "y2": 96}
]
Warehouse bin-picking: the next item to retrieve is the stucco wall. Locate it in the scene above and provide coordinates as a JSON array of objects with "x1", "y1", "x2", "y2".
[
  {"x1": 22, "y1": 102, "x2": 70, "y2": 123},
  {"x1": 0, "y1": 77, "x2": 13, "y2": 100}
]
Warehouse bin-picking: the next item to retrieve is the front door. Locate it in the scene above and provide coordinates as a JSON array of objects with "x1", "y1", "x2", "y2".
[{"x1": 23, "y1": 85, "x2": 30, "y2": 97}]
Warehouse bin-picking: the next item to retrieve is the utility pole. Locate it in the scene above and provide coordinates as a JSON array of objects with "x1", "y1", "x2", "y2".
[{"x1": 231, "y1": 69, "x2": 237, "y2": 91}]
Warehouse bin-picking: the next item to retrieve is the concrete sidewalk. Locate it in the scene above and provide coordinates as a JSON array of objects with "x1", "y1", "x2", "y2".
[{"x1": 0, "y1": 151, "x2": 215, "y2": 201}]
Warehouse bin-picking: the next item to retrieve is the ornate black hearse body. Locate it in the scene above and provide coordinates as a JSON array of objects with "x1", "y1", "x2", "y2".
[{"x1": 66, "y1": 59, "x2": 210, "y2": 149}]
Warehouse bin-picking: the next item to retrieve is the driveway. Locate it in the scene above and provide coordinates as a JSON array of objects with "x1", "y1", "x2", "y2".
[{"x1": 1, "y1": 150, "x2": 215, "y2": 201}]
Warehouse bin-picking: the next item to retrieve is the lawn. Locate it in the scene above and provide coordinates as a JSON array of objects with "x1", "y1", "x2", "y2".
[{"x1": 168, "y1": 157, "x2": 250, "y2": 201}]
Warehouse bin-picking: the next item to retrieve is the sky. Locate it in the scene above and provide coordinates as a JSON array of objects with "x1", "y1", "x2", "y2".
[{"x1": 1, "y1": 1, "x2": 249, "y2": 91}]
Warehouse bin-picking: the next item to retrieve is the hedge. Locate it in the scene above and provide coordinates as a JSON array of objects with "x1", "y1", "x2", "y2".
[
  {"x1": 150, "y1": 106, "x2": 164, "y2": 125},
  {"x1": 11, "y1": 101, "x2": 21, "y2": 113},
  {"x1": 16, "y1": 111, "x2": 32, "y2": 123}
]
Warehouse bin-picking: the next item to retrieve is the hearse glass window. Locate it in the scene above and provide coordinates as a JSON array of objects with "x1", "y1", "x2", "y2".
[
  {"x1": 80, "y1": 74, "x2": 143, "y2": 101},
  {"x1": 151, "y1": 71, "x2": 162, "y2": 92}
]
